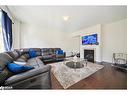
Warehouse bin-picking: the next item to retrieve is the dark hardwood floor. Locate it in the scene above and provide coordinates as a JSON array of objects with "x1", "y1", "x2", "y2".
[{"x1": 51, "y1": 62, "x2": 127, "y2": 89}]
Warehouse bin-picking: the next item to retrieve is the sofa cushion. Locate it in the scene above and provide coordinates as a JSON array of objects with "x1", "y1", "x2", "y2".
[
  {"x1": 21, "y1": 48, "x2": 41, "y2": 52},
  {"x1": 20, "y1": 54, "x2": 29, "y2": 61},
  {"x1": 0, "y1": 68, "x2": 13, "y2": 85},
  {"x1": 7, "y1": 63, "x2": 34, "y2": 74},
  {"x1": 5, "y1": 65, "x2": 51, "y2": 85},
  {"x1": 0, "y1": 53, "x2": 13, "y2": 70},
  {"x1": 31, "y1": 48, "x2": 41, "y2": 52},
  {"x1": 42, "y1": 55, "x2": 54, "y2": 60},
  {"x1": 53, "y1": 48, "x2": 61, "y2": 53},
  {"x1": 14, "y1": 49, "x2": 22, "y2": 55},
  {"x1": 56, "y1": 54, "x2": 64, "y2": 58},
  {"x1": 20, "y1": 51, "x2": 29, "y2": 55},
  {"x1": 48, "y1": 48, "x2": 54, "y2": 54},
  {"x1": 0, "y1": 60, "x2": 7, "y2": 71},
  {"x1": 6, "y1": 51, "x2": 20, "y2": 60},
  {"x1": 41, "y1": 48, "x2": 50, "y2": 55},
  {"x1": 36, "y1": 56, "x2": 43, "y2": 60},
  {"x1": 16, "y1": 58, "x2": 26, "y2": 62},
  {"x1": 20, "y1": 48, "x2": 29, "y2": 53},
  {"x1": 27, "y1": 57, "x2": 44, "y2": 68},
  {"x1": 23, "y1": 53, "x2": 30, "y2": 59},
  {"x1": 36, "y1": 52, "x2": 42, "y2": 56}
]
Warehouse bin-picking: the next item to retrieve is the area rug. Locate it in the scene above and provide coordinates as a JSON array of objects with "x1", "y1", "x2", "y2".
[{"x1": 50, "y1": 61, "x2": 104, "y2": 89}]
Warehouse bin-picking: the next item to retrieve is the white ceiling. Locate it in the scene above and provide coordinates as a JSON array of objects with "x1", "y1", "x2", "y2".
[{"x1": 8, "y1": 6, "x2": 127, "y2": 32}]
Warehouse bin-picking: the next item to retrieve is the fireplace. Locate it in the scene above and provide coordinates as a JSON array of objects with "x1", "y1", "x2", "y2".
[{"x1": 84, "y1": 49, "x2": 94, "y2": 62}]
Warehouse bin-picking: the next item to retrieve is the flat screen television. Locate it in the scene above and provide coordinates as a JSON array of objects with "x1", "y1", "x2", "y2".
[{"x1": 82, "y1": 34, "x2": 98, "y2": 45}]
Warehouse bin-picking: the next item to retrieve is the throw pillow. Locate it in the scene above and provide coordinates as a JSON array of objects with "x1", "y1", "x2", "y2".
[
  {"x1": 20, "y1": 55, "x2": 28, "y2": 61},
  {"x1": 56, "y1": 50, "x2": 64, "y2": 55},
  {"x1": 29, "y1": 49, "x2": 37, "y2": 58},
  {"x1": 14, "y1": 61, "x2": 26, "y2": 65},
  {"x1": 7, "y1": 63, "x2": 34, "y2": 74},
  {"x1": 23, "y1": 53, "x2": 30, "y2": 59}
]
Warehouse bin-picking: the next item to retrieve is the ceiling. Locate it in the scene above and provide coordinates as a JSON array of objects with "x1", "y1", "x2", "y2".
[{"x1": 7, "y1": 6, "x2": 127, "y2": 32}]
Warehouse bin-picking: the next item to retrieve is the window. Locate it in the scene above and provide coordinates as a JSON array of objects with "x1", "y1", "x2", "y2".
[{"x1": 0, "y1": 10, "x2": 4, "y2": 52}]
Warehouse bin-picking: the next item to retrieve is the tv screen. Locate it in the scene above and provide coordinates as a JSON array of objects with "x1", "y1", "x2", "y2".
[{"x1": 82, "y1": 34, "x2": 98, "y2": 45}]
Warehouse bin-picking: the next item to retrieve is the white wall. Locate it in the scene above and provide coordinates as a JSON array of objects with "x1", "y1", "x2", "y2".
[
  {"x1": 13, "y1": 20, "x2": 21, "y2": 49},
  {"x1": 72, "y1": 35, "x2": 80, "y2": 52},
  {"x1": 20, "y1": 23, "x2": 82, "y2": 56},
  {"x1": 20, "y1": 23, "x2": 70, "y2": 52},
  {"x1": 102, "y1": 19, "x2": 127, "y2": 63},
  {"x1": 67, "y1": 34, "x2": 80, "y2": 51}
]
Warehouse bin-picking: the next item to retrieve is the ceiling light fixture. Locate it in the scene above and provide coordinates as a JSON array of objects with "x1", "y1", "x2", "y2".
[{"x1": 63, "y1": 16, "x2": 70, "y2": 21}]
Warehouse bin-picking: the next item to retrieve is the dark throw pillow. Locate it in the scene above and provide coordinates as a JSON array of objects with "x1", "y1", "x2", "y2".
[{"x1": 7, "y1": 63, "x2": 34, "y2": 74}]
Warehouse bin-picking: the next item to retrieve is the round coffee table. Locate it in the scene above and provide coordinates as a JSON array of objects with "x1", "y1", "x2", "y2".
[
  {"x1": 66, "y1": 61, "x2": 84, "y2": 69},
  {"x1": 64, "y1": 58, "x2": 87, "y2": 69}
]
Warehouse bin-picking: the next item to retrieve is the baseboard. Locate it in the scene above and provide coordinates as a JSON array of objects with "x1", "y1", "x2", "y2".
[{"x1": 102, "y1": 61, "x2": 113, "y2": 64}]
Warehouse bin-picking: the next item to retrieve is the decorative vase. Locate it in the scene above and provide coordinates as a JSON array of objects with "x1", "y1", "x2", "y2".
[{"x1": 73, "y1": 55, "x2": 77, "y2": 62}]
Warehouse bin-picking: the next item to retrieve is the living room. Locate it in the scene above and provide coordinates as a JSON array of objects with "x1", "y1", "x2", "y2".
[
  {"x1": 1, "y1": 6, "x2": 127, "y2": 63},
  {"x1": 0, "y1": 3, "x2": 127, "y2": 93}
]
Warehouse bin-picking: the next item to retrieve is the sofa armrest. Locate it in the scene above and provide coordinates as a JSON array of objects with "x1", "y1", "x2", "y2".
[
  {"x1": 36, "y1": 56, "x2": 43, "y2": 60},
  {"x1": 5, "y1": 65, "x2": 51, "y2": 85}
]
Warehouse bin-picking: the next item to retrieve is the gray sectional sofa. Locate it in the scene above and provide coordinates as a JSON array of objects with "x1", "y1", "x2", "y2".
[{"x1": 0, "y1": 48, "x2": 65, "y2": 89}]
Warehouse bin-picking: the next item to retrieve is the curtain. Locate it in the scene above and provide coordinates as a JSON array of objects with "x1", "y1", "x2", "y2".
[{"x1": 1, "y1": 10, "x2": 12, "y2": 51}]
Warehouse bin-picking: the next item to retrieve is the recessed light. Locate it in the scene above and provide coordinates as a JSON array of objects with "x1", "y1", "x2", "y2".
[{"x1": 63, "y1": 16, "x2": 70, "y2": 21}]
